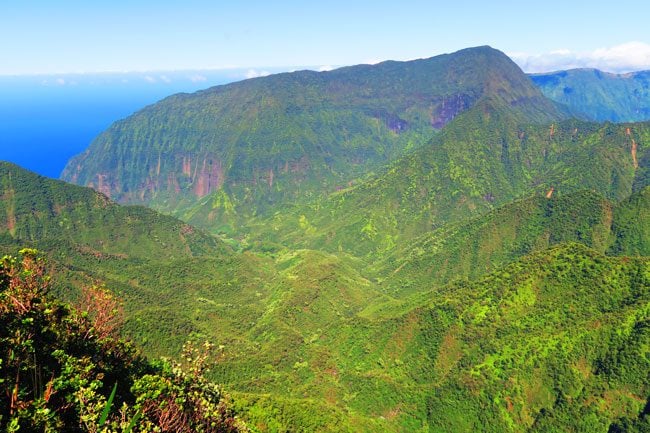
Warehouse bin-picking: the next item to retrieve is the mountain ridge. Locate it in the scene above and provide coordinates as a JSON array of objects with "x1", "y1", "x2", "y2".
[
  {"x1": 61, "y1": 46, "x2": 566, "y2": 233},
  {"x1": 531, "y1": 67, "x2": 650, "y2": 122}
]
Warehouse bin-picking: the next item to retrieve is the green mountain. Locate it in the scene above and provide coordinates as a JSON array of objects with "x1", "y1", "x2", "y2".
[
  {"x1": 11, "y1": 45, "x2": 650, "y2": 433},
  {"x1": 610, "y1": 185, "x2": 650, "y2": 255},
  {"x1": 249, "y1": 101, "x2": 648, "y2": 260},
  {"x1": 0, "y1": 162, "x2": 393, "y2": 430},
  {"x1": 27, "y1": 158, "x2": 650, "y2": 432},
  {"x1": 6, "y1": 131, "x2": 650, "y2": 432},
  {"x1": 379, "y1": 187, "x2": 650, "y2": 297},
  {"x1": 0, "y1": 161, "x2": 225, "y2": 260},
  {"x1": 61, "y1": 46, "x2": 565, "y2": 233},
  {"x1": 531, "y1": 69, "x2": 650, "y2": 122}
]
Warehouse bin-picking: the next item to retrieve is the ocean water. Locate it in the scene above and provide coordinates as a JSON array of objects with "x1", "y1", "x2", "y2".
[{"x1": 0, "y1": 69, "x2": 291, "y2": 179}]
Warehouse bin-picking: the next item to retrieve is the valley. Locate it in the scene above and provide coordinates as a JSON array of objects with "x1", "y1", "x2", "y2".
[{"x1": 1, "y1": 46, "x2": 649, "y2": 432}]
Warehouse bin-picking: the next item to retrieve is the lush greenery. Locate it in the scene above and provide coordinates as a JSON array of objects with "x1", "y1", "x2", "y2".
[
  {"x1": 210, "y1": 243, "x2": 650, "y2": 432},
  {"x1": 4, "y1": 162, "x2": 649, "y2": 431},
  {"x1": 3, "y1": 46, "x2": 649, "y2": 432},
  {"x1": 376, "y1": 188, "x2": 645, "y2": 297},
  {"x1": 531, "y1": 68, "x2": 650, "y2": 122},
  {"x1": 0, "y1": 249, "x2": 248, "y2": 432}
]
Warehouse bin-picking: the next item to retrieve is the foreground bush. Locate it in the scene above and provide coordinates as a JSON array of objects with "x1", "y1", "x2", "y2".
[{"x1": 0, "y1": 249, "x2": 248, "y2": 432}]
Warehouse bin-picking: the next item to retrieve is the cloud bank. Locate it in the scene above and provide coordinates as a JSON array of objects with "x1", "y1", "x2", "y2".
[
  {"x1": 511, "y1": 41, "x2": 650, "y2": 73},
  {"x1": 245, "y1": 69, "x2": 271, "y2": 79},
  {"x1": 188, "y1": 74, "x2": 207, "y2": 82}
]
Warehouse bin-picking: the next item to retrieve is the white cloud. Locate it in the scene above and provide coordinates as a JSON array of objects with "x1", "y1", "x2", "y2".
[
  {"x1": 363, "y1": 58, "x2": 383, "y2": 65},
  {"x1": 144, "y1": 75, "x2": 156, "y2": 83},
  {"x1": 159, "y1": 74, "x2": 172, "y2": 83},
  {"x1": 318, "y1": 65, "x2": 334, "y2": 72},
  {"x1": 188, "y1": 74, "x2": 207, "y2": 82},
  {"x1": 244, "y1": 69, "x2": 271, "y2": 79},
  {"x1": 511, "y1": 41, "x2": 650, "y2": 73},
  {"x1": 55, "y1": 78, "x2": 66, "y2": 85}
]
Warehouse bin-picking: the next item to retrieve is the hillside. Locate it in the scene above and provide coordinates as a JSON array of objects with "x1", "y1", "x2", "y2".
[
  {"x1": 61, "y1": 46, "x2": 565, "y2": 233},
  {"x1": 0, "y1": 161, "x2": 225, "y2": 260},
  {"x1": 376, "y1": 187, "x2": 650, "y2": 297},
  {"x1": 0, "y1": 162, "x2": 273, "y2": 357},
  {"x1": 210, "y1": 243, "x2": 650, "y2": 432},
  {"x1": 12, "y1": 45, "x2": 650, "y2": 433},
  {"x1": 531, "y1": 68, "x2": 650, "y2": 122},
  {"x1": 248, "y1": 100, "x2": 648, "y2": 259},
  {"x1": 4, "y1": 177, "x2": 646, "y2": 432}
]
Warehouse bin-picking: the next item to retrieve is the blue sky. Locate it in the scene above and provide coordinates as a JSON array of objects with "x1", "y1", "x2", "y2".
[{"x1": 2, "y1": 0, "x2": 650, "y2": 75}]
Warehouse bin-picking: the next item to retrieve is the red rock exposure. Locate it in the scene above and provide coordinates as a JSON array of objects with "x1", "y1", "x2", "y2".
[
  {"x1": 182, "y1": 156, "x2": 192, "y2": 177},
  {"x1": 625, "y1": 128, "x2": 639, "y2": 169},
  {"x1": 68, "y1": 165, "x2": 81, "y2": 183},
  {"x1": 6, "y1": 212, "x2": 15, "y2": 235},
  {"x1": 140, "y1": 177, "x2": 159, "y2": 201},
  {"x1": 167, "y1": 174, "x2": 181, "y2": 193},
  {"x1": 545, "y1": 187, "x2": 554, "y2": 199},
  {"x1": 4, "y1": 189, "x2": 16, "y2": 236},
  {"x1": 549, "y1": 124, "x2": 555, "y2": 139},
  {"x1": 193, "y1": 157, "x2": 224, "y2": 198},
  {"x1": 96, "y1": 174, "x2": 112, "y2": 198},
  {"x1": 631, "y1": 139, "x2": 639, "y2": 169}
]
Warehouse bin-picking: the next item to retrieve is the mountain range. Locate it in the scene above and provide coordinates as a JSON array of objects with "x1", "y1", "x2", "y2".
[
  {"x1": 531, "y1": 68, "x2": 650, "y2": 122},
  {"x1": 2, "y1": 46, "x2": 649, "y2": 432}
]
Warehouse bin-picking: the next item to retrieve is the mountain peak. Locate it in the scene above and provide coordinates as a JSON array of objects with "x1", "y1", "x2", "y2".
[{"x1": 451, "y1": 44, "x2": 500, "y2": 54}]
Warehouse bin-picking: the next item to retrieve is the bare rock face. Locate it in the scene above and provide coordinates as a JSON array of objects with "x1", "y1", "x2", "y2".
[
  {"x1": 430, "y1": 94, "x2": 474, "y2": 129},
  {"x1": 193, "y1": 157, "x2": 224, "y2": 198}
]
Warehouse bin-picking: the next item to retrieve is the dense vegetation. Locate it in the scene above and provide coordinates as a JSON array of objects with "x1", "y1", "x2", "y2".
[
  {"x1": 248, "y1": 101, "x2": 648, "y2": 260},
  {"x1": 531, "y1": 68, "x2": 650, "y2": 122},
  {"x1": 3, "y1": 46, "x2": 650, "y2": 432},
  {"x1": 200, "y1": 243, "x2": 650, "y2": 432},
  {"x1": 0, "y1": 249, "x2": 248, "y2": 432},
  {"x1": 377, "y1": 187, "x2": 649, "y2": 296},
  {"x1": 5, "y1": 163, "x2": 649, "y2": 432}
]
